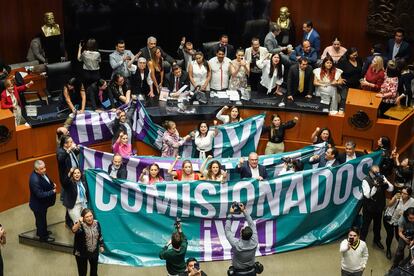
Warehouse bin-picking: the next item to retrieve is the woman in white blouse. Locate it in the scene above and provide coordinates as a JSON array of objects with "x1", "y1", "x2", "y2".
[
  {"x1": 192, "y1": 121, "x2": 218, "y2": 159},
  {"x1": 256, "y1": 53, "x2": 284, "y2": 95},
  {"x1": 188, "y1": 51, "x2": 211, "y2": 91},
  {"x1": 313, "y1": 55, "x2": 344, "y2": 114},
  {"x1": 77, "y1": 38, "x2": 101, "y2": 88},
  {"x1": 216, "y1": 105, "x2": 243, "y2": 124}
]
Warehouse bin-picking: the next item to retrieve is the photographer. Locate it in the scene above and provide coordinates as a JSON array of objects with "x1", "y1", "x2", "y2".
[
  {"x1": 178, "y1": 257, "x2": 207, "y2": 276},
  {"x1": 391, "y1": 207, "x2": 414, "y2": 269},
  {"x1": 0, "y1": 223, "x2": 6, "y2": 276},
  {"x1": 360, "y1": 165, "x2": 393, "y2": 249},
  {"x1": 225, "y1": 203, "x2": 259, "y2": 276},
  {"x1": 159, "y1": 219, "x2": 188, "y2": 275},
  {"x1": 339, "y1": 227, "x2": 368, "y2": 276}
]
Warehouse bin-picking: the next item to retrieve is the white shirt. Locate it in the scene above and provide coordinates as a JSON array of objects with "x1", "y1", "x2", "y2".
[
  {"x1": 250, "y1": 165, "x2": 260, "y2": 179},
  {"x1": 340, "y1": 239, "x2": 368, "y2": 273},
  {"x1": 208, "y1": 57, "x2": 231, "y2": 90},
  {"x1": 362, "y1": 176, "x2": 394, "y2": 199},
  {"x1": 392, "y1": 42, "x2": 401, "y2": 60},
  {"x1": 325, "y1": 159, "x2": 336, "y2": 167},
  {"x1": 346, "y1": 153, "x2": 357, "y2": 162},
  {"x1": 194, "y1": 130, "x2": 215, "y2": 152},
  {"x1": 190, "y1": 60, "x2": 209, "y2": 91},
  {"x1": 256, "y1": 59, "x2": 284, "y2": 92},
  {"x1": 386, "y1": 197, "x2": 414, "y2": 225}
]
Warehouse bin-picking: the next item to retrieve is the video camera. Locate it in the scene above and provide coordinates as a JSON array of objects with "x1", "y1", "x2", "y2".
[
  {"x1": 404, "y1": 229, "x2": 414, "y2": 240},
  {"x1": 231, "y1": 201, "x2": 243, "y2": 214},
  {"x1": 174, "y1": 217, "x2": 182, "y2": 229},
  {"x1": 373, "y1": 172, "x2": 385, "y2": 186}
]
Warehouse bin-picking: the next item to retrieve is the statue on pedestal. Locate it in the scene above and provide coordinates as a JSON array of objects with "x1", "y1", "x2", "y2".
[
  {"x1": 40, "y1": 12, "x2": 65, "y2": 63},
  {"x1": 275, "y1": 6, "x2": 295, "y2": 46}
]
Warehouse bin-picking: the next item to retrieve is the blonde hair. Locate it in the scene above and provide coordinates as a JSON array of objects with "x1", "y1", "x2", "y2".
[{"x1": 371, "y1": 56, "x2": 384, "y2": 73}]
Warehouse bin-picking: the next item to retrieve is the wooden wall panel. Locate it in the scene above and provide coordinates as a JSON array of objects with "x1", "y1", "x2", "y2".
[{"x1": 0, "y1": 0, "x2": 63, "y2": 64}]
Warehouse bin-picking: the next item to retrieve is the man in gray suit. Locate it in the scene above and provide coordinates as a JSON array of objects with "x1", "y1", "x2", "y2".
[{"x1": 264, "y1": 24, "x2": 287, "y2": 54}]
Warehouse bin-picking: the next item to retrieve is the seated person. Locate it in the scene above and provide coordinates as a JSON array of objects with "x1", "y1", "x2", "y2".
[
  {"x1": 287, "y1": 57, "x2": 314, "y2": 101},
  {"x1": 107, "y1": 153, "x2": 127, "y2": 179},
  {"x1": 87, "y1": 79, "x2": 116, "y2": 112},
  {"x1": 360, "y1": 56, "x2": 385, "y2": 92},
  {"x1": 321, "y1": 38, "x2": 347, "y2": 63},
  {"x1": 237, "y1": 152, "x2": 268, "y2": 180},
  {"x1": 168, "y1": 156, "x2": 200, "y2": 181},
  {"x1": 313, "y1": 56, "x2": 344, "y2": 114},
  {"x1": 208, "y1": 47, "x2": 231, "y2": 91},
  {"x1": 309, "y1": 146, "x2": 339, "y2": 168},
  {"x1": 108, "y1": 73, "x2": 131, "y2": 105},
  {"x1": 188, "y1": 51, "x2": 211, "y2": 92},
  {"x1": 61, "y1": 77, "x2": 86, "y2": 113},
  {"x1": 210, "y1": 34, "x2": 235, "y2": 59},
  {"x1": 1, "y1": 79, "x2": 34, "y2": 125},
  {"x1": 376, "y1": 60, "x2": 402, "y2": 116},
  {"x1": 113, "y1": 131, "x2": 132, "y2": 158},
  {"x1": 128, "y1": 57, "x2": 154, "y2": 99},
  {"x1": 386, "y1": 28, "x2": 411, "y2": 61},
  {"x1": 289, "y1": 40, "x2": 318, "y2": 68},
  {"x1": 256, "y1": 53, "x2": 284, "y2": 95},
  {"x1": 139, "y1": 36, "x2": 176, "y2": 69},
  {"x1": 165, "y1": 65, "x2": 190, "y2": 95},
  {"x1": 27, "y1": 36, "x2": 46, "y2": 64},
  {"x1": 177, "y1": 37, "x2": 196, "y2": 71},
  {"x1": 338, "y1": 141, "x2": 363, "y2": 164}
]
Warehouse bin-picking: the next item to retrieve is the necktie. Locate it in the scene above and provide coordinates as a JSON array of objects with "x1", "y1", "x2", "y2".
[
  {"x1": 298, "y1": 69, "x2": 305, "y2": 93},
  {"x1": 77, "y1": 181, "x2": 87, "y2": 205},
  {"x1": 70, "y1": 151, "x2": 79, "y2": 168}
]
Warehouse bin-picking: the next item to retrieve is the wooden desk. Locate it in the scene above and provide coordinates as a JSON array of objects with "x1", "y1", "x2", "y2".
[{"x1": 10, "y1": 68, "x2": 47, "y2": 98}]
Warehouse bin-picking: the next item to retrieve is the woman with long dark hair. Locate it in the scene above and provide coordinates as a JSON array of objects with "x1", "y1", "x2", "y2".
[
  {"x1": 263, "y1": 114, "x2": 298, "y2": 154},
  {"x1": 256, "y1": 52, "x2": 284, "y2": 95},
  {"x1": 62, "y1": 77, "x2": 86, "y2": 113},
  {"x1": 188, "y1": 51, "x2": 211, "y2": 91},
  {"x1": 192, "y1": 121, "x2": 218, "y2": 159},
  {"x1": 77, "y1": 38, "x2": 101, "y2": 89},
  {"x1": 63, "y1": 168, "x2": 89, "y2": 225},
  {"x1": 148, "y1": 46, "x2": 164, "y2": 96},
  {"x1": 72, "y1": 208, "x2": 104, "y2": 276}
]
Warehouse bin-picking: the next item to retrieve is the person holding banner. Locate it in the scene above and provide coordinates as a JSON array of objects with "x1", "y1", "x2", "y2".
[
  {"x1": 113, "y1": 131, "x2": 133, "y2": 158},
  {"x1": 62, "y1": 168, "x2": 89, "y2": 225},
  {"x1": 263, "y1": 114, "x2": 298, "y2": 154},
  {"x1": 168, "y1": 156, "x2": 199, "y2": 181},
  {"x1": 309, "y1": 147, "x2": 340, "y2": 168},
  {"x1": 192, "y1": 121, "x2": 218, "y2": 159},
  {"x1": 162, "y1": 121, "x2": 191, "y2": 158},
  {"x1": 339, "y1": 227, "x2": 368, "y2": 276},
  {"x1": 107, "y1": 153, "x2": 127, "y2": 180},
  {"x1": 225, "y1": 203, "x2": 259, "y2": 276},
  {"x1": 72, "y1": 208, "x2": 104, "y2": 276},
  {"x1": 360, "y1": 165, "x2": 393, "y2": 250},
  {"x1": 216, "y1": 106, "x2": 243, "y2": 124},
  {"x1": 139, "y1": 163, "x2": 164, "y2": 185},
  {"x1": 311, "y1": 127, "x2": 335, "y2": 147},
  {"x1": 237, "y1": 152, "x2": 268, "y2": 180},
  {"x1": 200, "y1": 156, "x2": 228, "y2": 183},
  {"x1": 159, "y1": 218, "x2": 187, "y2": 275}
]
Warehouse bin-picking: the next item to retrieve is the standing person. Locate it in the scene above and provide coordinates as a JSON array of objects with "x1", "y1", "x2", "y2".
[
  {"x1": 216, "y1": 106, "x2": 243, "y2": 124},
  {"x1": 338, "y1": 141, "x2": 363, "y2": 164},
  {"x1": 263, "y1": 114, "x2": 298, "y2": 154},
  {"x1": 108, "y1": 74, "x2": 131, "y2": 105},
  {"x1": 376, "y1": 60, "x2": 401, "y2": 116},
  {"x1": 229, "y1": 49, "x2": 249, "y2": 91},
  {"x1": 245, "y1": 37, "x2": 268, "y2": 91},
  {"x1": 161, "y1": 120, "x2": 191, "y2": 158},
  {"x1": 159, "y1": 219, "x2": 188, "y2": 276},
  {"x1": 148, "y1": 46, "x2": 165, "y2": 97},
  {"x1": 192, "y1": 121, "x2": 218, "y2": 159},
  {"x1": 360, "y1": 56, "x2": 385, "y2": 92},
  {"x1": 188, "y1": 51, "x2": 211, "y2": 92},
  {"x1": 237, "y1": 152, "x2": 268, "y2": 180},
  {"x1": 77, "y1": 38, "x2": 101, "y2": 89},
  {"x1": 210, "y1": 34, "x2": 235, "y2": 59},
  {"x1": 57, "y1": 135, "x2": 80, "y2": 186},
  {"x1": 383, "y1": 187, "x2": 414, "y2": 260},
  {"x1": 256, "y1": 53, "x2": 284, "y2": 95},
  {"x1": 0, "y1": 223, "x2": 6, "y2": 276},
  {"x1": 1, "y1": 79, "x2": 34, "y2": 125},
  {"x1": 168, "y1": 157, "x2": 200, "y2": 181},
  {"x1": 376, "y1": 136, "x2": 393, "y2": 178},
  {"x1": 109, "y1": 39, "x2": 134, "y2": 78},
  {"x1": 129, "y1": 57, "x2": 154, "y2": 100},
  {"x1": 286, "y1": 57, "x2": 314, "y2": 101},
  {"x1": 208, "y1": 47, "x2": 231, "y2": 91},
  {"x1": 112, "y1": 131, "x2": 132, "y2": 158},
  {"x1": 107, "y1": 153, "x2": 127, "y2": 180},
  {"x1": 311, "y1": 127, "x2": 335, "y2": 147},
  {"x1": 360, "y1": 165, "x2": 394, "y2": 249},
  {"x1": 386, "y1": 28, "x2": 411, "y2": 61},
  {"x1": 339, "y1": 227, "x2": 368, "y2": 276},
  {"x1": 87, "y1": 79, "x2": 116, "y2": 112},
  {"x1": 200, "y1": 156, "x2": 228, "y2": 183},
  {"x1": 139, "y1": 163, "x2": 164, "y2": 185},
  {"x1": 392, "y1": 151, "x2": 413, "y2": 187},
  {"x1": 177, "y1": 37, "x2": 196, "y2": 71},
  {"x1": 225, "y1": 203, "x2": 258, "y2": 276},
  {"x1": 111, "y1": 106, "x2": 135, "y2": 146},
  {"x1": 391, "y1": 207, "x2": 414, "y2": 270},
  {"x1": 29, "y1": 160, "x2": 57, "y2": 242},
  {"x1": 62, "y1": 168, "x2": 88, "y2": 225},
  {"x1": 302, "y1": 20, "x2": 321, "y2": 54},
  {"x1": 313, "y1": 55, "x2": 344, "y2": 114},
  {"x1": 72, "y1": 208, "x2": 104, "y2": 276},
  {"x1": 398, "y1": 59, "x2": 414, "y2": 107}
]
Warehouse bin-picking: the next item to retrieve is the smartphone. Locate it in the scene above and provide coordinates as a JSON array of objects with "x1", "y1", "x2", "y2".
[{"x1": 194, "y1": 262, "x2": 200, "y2": 271}]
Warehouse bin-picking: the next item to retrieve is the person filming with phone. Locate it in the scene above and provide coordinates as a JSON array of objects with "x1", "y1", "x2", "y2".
[
  {"x1": 339, "y1": 227, "x2": 369, "y2": 276},
  {"x1": 178, "y1": 257, "x2": 207, "y2": 276},
  {"x1": 159, "y1": 218, "x2": 188, "y2": 276},
  {"x1": 225, "y1": 202, "x2": 262, "y2": 276}
]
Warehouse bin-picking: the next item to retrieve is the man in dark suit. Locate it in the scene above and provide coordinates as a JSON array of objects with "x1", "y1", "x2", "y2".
[
  {"x1": 338, "y1": 141, "x2": 363, "y2": 164},
  {"x1": 237, "y1": 152, "x2": 268, "y2": 180},
  {"x1": 289, "y1": 40, "x2": 318, "y2": 67},
  {"x1": 108, "y1": 153, "x2": 127, "y2": 180},
  {"x1": 309, "y1": 147, "x2": 340, "y2": 168},
  {"x1": 165, "y1": 65, "x2": 190, "y2": 93},
  {"x1": 210, "y1": 35, "x2": 235, "y2": 60},
  {"x1": 302, "y1": 20, "x2": 320, "y2": 54},
  {"x1": 386, "y1": 28, "x2": 411, "y2": 61},
  {"x1": 29, "y1": 160, "x2": 56, "y2": 242},
  {"x1": 139, "y1": 36, "x2": 176, "y2": 67},
  {"x1": 287, "y1": 57, "x2": 314, "y2": 101}
]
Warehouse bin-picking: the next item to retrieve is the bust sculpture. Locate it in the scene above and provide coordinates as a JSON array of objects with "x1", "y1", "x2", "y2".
[
  {"x1": 41, "y1": 12, "x2": 61, "y2": 37},
  {"x1": 275, "y1": 6, "x2": 295, "y2": 46}
]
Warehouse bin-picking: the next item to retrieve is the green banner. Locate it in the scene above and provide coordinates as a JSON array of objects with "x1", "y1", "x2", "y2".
[{"x1": 85, "y1": 151, "x2": 382, "y2": 267}]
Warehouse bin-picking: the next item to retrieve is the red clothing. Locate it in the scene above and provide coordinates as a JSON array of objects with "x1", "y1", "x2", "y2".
[
  {"x1": 176, "y1": 169, "x2": 199, "y2": 181},
  {"x1": 362, "y1": 66, "x2": 385, "y2": 92},
  {"x1": 1, "y1": 85, "x2": 26, "y2": 109}
]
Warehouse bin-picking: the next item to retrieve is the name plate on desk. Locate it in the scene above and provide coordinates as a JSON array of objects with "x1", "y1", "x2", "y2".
[{"x1": 25, "y1": 105, "x2": 38, "y2": 117}]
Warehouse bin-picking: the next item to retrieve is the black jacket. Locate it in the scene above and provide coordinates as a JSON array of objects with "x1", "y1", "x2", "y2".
[
  {"x1": 287, "y1": 63, "x2": 314, "y2": 97},
  {"x1": 237, "y1": 163, "x2": 268, "y2": 180},
  {"x1": 130, "y1": 67, "x2": 151, "y2": 95},
  {"x1": 165, "y1": 71, "x2": 190, "y2": 92},
  {"x1": 107, "y1": 163, "x2": 128, "y2": 180},
  {"x1": 87, "y1": 82, "x2": 115, "y2": 110},
  {"x1": 29, "y1": 171, "x2": 56, "y2": 212},
  {"x1": 62, "y1": 175, "x2": 89, "y2": 209}
]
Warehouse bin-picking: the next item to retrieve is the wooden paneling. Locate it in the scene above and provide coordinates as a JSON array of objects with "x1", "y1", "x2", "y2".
[
  {"x1": 270, "y1": 0, "x2": 372, "y2": 57},
  {"x1": 0, "y1": 0, "x2": 63, "y2": 64}
]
